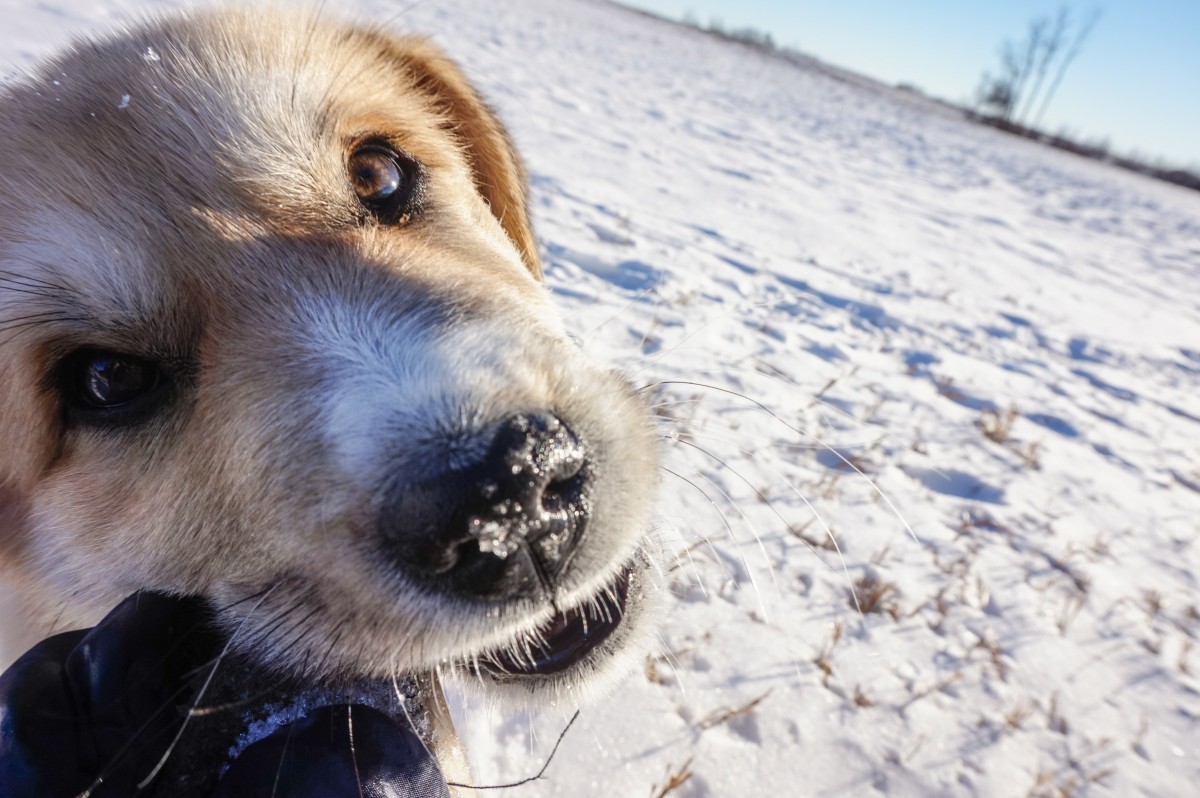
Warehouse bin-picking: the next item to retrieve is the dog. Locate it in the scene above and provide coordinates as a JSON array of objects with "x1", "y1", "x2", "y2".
[{"x1": 0, "y1": 6, "x2": 660, "y2": 787}]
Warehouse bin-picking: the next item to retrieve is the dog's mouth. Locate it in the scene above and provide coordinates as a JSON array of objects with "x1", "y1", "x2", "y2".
[{"x1": 479, "y1": 562, "x2": 635, "y2": 679}]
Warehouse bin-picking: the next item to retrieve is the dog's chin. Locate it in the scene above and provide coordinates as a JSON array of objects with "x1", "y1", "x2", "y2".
[{"x1": 452, "y1": 553, "x2": 658, "y2": 706}]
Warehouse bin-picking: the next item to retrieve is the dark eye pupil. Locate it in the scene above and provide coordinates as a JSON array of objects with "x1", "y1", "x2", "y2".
[
  {"x1": 350, "y1": 151, "x2": 403, "y2": 202},
  {"x1": 85, "y1": 357, "x2": 154, "y2": 407}
]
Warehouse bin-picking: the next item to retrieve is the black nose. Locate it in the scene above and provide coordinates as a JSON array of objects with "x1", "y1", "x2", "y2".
[{"x1": 383, "y1": 413, "x2": 591, "y2": 601}]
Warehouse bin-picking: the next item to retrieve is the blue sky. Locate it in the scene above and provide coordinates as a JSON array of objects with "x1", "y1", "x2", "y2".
[{"x1": 620, "y1": 1, "x2": 1200, "y2": 169}]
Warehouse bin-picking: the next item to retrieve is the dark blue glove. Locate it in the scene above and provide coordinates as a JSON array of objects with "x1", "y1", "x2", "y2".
[
  {"x1": 0, "y1": 592, "x2": 219, "y2": 796},
  {"x1": 214, "y1": 704, "x2": 451, "y2": 798},
  {"x1": 0, "y1": 593, "x2": 451, "y2": 797}
]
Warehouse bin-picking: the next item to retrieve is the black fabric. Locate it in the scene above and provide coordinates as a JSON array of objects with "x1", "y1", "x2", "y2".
[
  {"x1": 0, "y1": 593, "x2": 217, "y2": 797},
  {"x1": 0, "y1": 593, "x2": 451, "y2": 797},
  {"x1": 214, "y1": 704, "x2": 451, "y2": 798}
]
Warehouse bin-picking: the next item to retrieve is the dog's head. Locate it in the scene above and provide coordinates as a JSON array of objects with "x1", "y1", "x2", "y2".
[{"x1": 0, "y1": 8, "x2": 658, "y2": 699}]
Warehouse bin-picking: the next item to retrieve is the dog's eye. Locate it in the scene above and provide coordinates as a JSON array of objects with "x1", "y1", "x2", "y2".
[
  {"x1": 56, "y1": 349, "x2": 169, "y2": 426},
  {"x1": 348, "y1": 145, "x2": 421, "y2": 224},
  {"x1": 80, "y1": 354, "x2": 159, "y2": 407}
]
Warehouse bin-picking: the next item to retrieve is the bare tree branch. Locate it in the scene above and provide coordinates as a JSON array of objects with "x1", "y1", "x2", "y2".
[
  {"x1": 1033, "y1": 7, "x2": 1103, "y2": 129},
  {"x1": 1009, "y1": 16, "x2": 1048, "y2": 121},
  {"x1": 1017, "y1": 6, "x2": 1071, "y2": 125}
]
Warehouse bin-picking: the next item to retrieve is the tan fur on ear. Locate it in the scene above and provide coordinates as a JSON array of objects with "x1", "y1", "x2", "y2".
[{"x1": 387, "y1": 37, "x2": 542, "y2": 279}]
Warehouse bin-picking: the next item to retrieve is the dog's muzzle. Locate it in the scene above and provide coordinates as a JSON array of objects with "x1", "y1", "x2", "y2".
[{"x1": 383, "y1": 413, "x2": 591, "y2": 600}]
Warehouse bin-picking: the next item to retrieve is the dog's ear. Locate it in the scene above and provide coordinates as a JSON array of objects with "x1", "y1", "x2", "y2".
[{"x1": 388, "y1": 38, "x2": 542, "y2": 279}]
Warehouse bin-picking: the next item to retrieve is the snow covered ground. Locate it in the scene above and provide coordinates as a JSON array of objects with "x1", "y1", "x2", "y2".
[{"x1": 3, "y1": 0, "x2": 1199, "y2": 795}]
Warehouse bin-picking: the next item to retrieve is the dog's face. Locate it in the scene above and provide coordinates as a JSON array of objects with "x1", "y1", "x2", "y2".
[{"x1": 0, "y1": 9, "x2": 658, "y2": 698}]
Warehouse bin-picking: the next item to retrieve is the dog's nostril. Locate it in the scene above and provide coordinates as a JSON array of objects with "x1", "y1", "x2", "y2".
[{"x1": 463, "y1": 414, "x2": 589, "y2": 578}]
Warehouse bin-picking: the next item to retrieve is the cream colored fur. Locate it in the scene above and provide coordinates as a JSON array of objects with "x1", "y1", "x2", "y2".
[{"x1": 0, "y1": 6, "x2": 659, "y2": 787}]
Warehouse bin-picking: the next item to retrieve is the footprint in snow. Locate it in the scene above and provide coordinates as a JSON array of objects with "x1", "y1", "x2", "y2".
[{"x1": 903, "y1": 466, "x2": 1005, "y2": 504}]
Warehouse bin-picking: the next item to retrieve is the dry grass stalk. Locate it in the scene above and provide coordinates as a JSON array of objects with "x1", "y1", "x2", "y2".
[
  {"x1": 901, "y1": 671, "x2": 964, "y2": 710},
  {"x1": 696, "y1": 689, "x2": 772, "y2": 730},
  {"x1": 650, "y1": 758, "x2": 694, "y2": 798},
  {"x1": 979, "y1": 404, "x2": 1020, "y2": 443},
  {"x1": 852, "y1": 573, "x2": 900, "y2": 618},
  {"x1": 813, "y1": 622, "x2": 843, "y2": 688}
]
